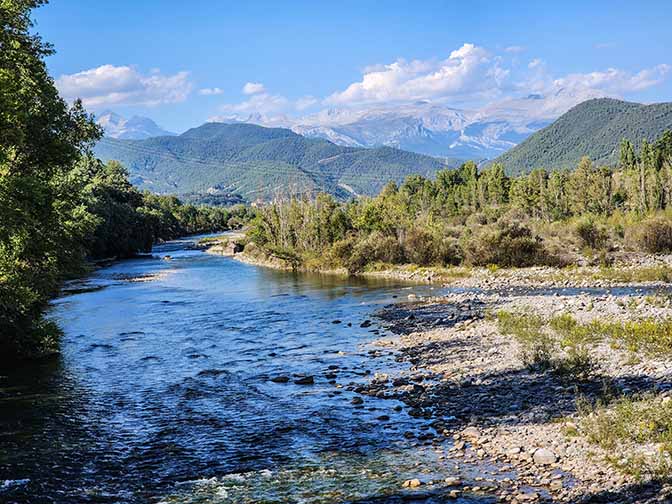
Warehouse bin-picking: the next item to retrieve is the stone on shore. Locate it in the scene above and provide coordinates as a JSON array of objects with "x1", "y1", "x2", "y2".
[{"x1": 533, "y1": 448, "x2": 558, "y2": 465}]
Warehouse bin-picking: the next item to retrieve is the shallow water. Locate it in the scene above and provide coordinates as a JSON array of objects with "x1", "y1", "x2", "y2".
[{"x1": 1, "y1": 236, "x2": 490, "y2": 503}]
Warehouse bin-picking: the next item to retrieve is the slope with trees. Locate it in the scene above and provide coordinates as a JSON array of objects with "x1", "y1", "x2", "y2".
[
  {"x1": 94, "y1": 122, "x2": 461, "y2": 200},
  {"x1": 494, "y1": 98, "x2": 672, "y2": 174}
]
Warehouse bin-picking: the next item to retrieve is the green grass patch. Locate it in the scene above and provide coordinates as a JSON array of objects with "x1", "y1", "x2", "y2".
[
  {"x1": 578, "y1": 393, "x2": 672, "y2": 478},
  {"x1": 593, "y1": 265, "x2": 672, "y2": 283}
]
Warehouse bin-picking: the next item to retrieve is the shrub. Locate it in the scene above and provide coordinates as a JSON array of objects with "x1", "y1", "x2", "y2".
[
  {"x1": 333, "y1": 232, "x2": 403, "y2": 274},
  {"x1": 635, "y1": 216, "x2": 672, "y2": 253},
  {"x1": 575, "y1": 217, "x2": 609, "y2": 249},
  {"x1": 400, "y1": 227, "x2": 438, "y2": 266},
  {"x1": 463, "y1": 220, "x2": 545, "y2": 267}
]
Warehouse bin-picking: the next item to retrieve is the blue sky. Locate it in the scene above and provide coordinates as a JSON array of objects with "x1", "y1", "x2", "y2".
[{"x1": 35, "y1": 0, "x2": 672, "y2": 132}]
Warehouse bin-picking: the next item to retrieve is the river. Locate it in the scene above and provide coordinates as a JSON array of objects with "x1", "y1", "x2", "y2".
[{"x1": 1, "y1": 235, "x2": 493, "y2": 503}]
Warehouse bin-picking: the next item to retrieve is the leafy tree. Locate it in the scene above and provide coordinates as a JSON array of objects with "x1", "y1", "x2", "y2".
[{"x1": 1, "y1": 0, "x2": 101, "y2": 359}]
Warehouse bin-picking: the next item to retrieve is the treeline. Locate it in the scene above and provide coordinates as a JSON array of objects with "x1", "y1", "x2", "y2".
[
  {"x1": 0, "y1": 2, "x2": 247, "y2": 361},
  {"x1": 85, "y1": 159, "x2": 250, "y2": 259},
  {"x1": 249, "y1": 131, "x2": 672, "y2": 273}
]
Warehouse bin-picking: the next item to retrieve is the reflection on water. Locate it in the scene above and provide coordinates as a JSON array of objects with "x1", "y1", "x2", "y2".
[{"x1": 1, "y1": 236, "x2": 458, "y2": 503}]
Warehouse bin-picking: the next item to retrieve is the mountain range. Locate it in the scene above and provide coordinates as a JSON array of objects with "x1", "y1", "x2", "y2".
[
  {"x1": 212, "y1": 87, "x2": 608, "y2": 160},
  {"x1": 95, "y1": 98, "x2": 672, "y2": 203},
  {"x1": 493, "y1": 98, "x2": 672, "y2": 174},
  {"x1": 96, "y1": 111, "x2": 175, "y2": 140},
  {"x1": 93, "y1": 122, "x2": 458, "y2": 201}
]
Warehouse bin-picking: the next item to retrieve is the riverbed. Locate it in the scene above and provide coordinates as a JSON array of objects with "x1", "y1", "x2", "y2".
[{"x1": 0, "y1": 236, "x2": 496, "y2": 503}]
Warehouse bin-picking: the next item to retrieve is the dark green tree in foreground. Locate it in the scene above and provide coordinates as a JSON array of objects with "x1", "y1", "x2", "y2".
[{"x1": 0, "y1": 0, "x2": 101, "y2": 359}]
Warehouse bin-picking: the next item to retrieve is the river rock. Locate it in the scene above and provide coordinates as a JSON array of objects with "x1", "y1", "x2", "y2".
[
  {"x1": 533, "y1": 448, "x2": 558, "y2": 465},
  {"x1": 270, "y1": 376, "x2": 289, "y2": 383},
  {"x1": 444, "y1": 476, "x2": 462, "y2": 486},
  {"x1": 294, "y1": 376, "x2": 314, "y2": 385},
  {"x1": 351, "y1": 396, "x2": 364, "y2": 405},
  {"x1": 402, "y1": 478, "x2": 422, "y2": 488},
  {"x1": 462, "y1": 426, "x2": 480, "y2": 440}
]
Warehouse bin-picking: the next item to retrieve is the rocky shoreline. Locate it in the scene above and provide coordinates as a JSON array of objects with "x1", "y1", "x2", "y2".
[
  {"x1": 357, "y1": 285, "x2": 672, "y2": 503},
  {"x1": 203, "y1": 235, "x2": 672, "y2": 501}
]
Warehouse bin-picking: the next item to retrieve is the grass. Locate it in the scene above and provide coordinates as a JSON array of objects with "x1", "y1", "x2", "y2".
[
  {"x1": 593, "y1": 265, "x2": 672, "y2": 283},
  {"x1": 577, "y1": 393, "x2": 672, "y2": 478},
  {"x1": 363, "y1": 262, "x2": 473, "y2": 282},
  {"x1": 498, "y1": 307, "x2": 672, "y2": 386},
  {"x1": 496, "y1": 311, "x2": 554, "y2": 371}
]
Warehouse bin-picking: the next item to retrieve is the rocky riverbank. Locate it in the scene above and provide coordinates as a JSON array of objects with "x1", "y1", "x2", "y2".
[{"x1": 357, "y1": 287, "x2": 672, "y2": 503}]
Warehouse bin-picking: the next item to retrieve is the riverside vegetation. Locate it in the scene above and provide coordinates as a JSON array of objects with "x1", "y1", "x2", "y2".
[
  {"x1": 247, "y1": 131, "x2": 672, "y2": 274},
  {"x1": 0, "y1": 1, "x2": 250, "y2": 362}
]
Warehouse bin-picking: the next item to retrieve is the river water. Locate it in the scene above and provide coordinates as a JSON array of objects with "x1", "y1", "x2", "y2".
[{"x1": 1, "y1": 236, "x2": 494, "y2": 503}]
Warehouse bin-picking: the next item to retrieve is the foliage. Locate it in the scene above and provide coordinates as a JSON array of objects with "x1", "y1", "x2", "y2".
[
  {"x1": 496, "y1": 311, "x2": 554, "y2": 370},
  {"x1": 247, "y1": 130, "x2": 672, "y2": 273},
  {"x1": 0, "y1": 3, "x2": 249, "y2": 362},
  {"x1": 635, "y1": 216, "x2": 672, "y2": 253},
  {"x1": 463, "y1": 219, "x2": 545, "y2": 267},
  {"x1": 575, "y1": 217, "x2": 609, "y2": 250},
  {"x1": 1, "y1": 0, "x2": 101, "y2": 360}
]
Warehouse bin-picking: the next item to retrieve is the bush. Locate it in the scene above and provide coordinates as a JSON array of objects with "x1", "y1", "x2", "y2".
[
  {"x1": 636, "y1": 217, "x2": 672, "y2": 253},
  {"x1": 575, "y1": 217, "x2": 609, "y2": 249},
  {"x1": 463, "y1": 220, "x2": 546, "y2": 267},
  {"x1": 436, "y1": 236, "x2": 463, "y2": 265},
  {"x1": 332, "y1": 232, "x2": 403, "y2": 274},
  {"x1": 400, "y1": 227, "x2": 438, "y2": 266}
]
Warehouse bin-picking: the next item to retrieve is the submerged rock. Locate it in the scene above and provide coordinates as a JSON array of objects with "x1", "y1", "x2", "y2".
[{"x1": 294, "y1": 376, "x2": 314, "y2": 385}]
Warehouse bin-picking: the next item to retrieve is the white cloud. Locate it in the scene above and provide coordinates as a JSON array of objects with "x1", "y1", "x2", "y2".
[
  {"x1": 325, "y1": 43, "x2": 507, "y2": 106},
  {"x1": 56, "y1": 64, "x2": 192, "y2": 108},
  {"x1": 243, "y1": 82, "x2": 266, "y2": 95},
  {"x1": 208, "y1": 42, "x2": 670, "y2": 130},
  {"x1": 199, "y1": 87, "x2": 224, "y2": 96},
  {"x1": 220, "y1": 92, "x2": 289, "y2": 115},
  {"x1": 552, "y1": 64, "x2": 671, "y2": 94},
  {"x1": 295, "y1": 95, "x2": 318, "y2": 111}
]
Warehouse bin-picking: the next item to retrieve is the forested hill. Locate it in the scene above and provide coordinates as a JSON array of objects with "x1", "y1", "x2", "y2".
[
  {"x1": 493, "y1": 98, "x2": 672, "y2": 174},
  {"x1": 94, "y1": 122, "x2": 460, "y2": 201}
]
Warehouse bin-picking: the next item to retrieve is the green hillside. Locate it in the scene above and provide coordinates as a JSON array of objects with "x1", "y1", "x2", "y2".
[
  {"x1": 494, "y1": 98, "x2": 672, "y2": 174},
  {"x1": 94, "y1": 122, "x2": 459, "y2": 201}
]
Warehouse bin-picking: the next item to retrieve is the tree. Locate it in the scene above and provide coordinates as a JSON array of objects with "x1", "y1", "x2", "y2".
[{"x1": 0, "y1": 0, "x2": 101, "y2": 360}]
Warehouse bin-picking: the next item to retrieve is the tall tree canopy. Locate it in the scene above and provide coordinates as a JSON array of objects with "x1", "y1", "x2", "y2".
[{"x1": 0, "y1": 0, "x2": 101, "y2": 359}]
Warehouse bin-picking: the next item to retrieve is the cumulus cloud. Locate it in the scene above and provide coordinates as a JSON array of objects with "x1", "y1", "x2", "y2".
[
  {"x1": 209, "y1": 42, "x2": 670, "y2": 127},
  {"x1": 243, "y1": 82, "x2": 266, "y2": 95},
  {"x1": 56, "y1": 64, "x2": 192, "y2": 107},
  {"x1": 199, "y1": 87, "x2": 224, "y2": 96},
  {"x1": 325, "y1": 43, "x2": 508, "y2": 106}
]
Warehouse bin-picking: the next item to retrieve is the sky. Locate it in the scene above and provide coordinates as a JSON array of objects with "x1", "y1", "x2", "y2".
[{"x1": 34, "y1": 0, "x2": 672, "y2": 133}]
